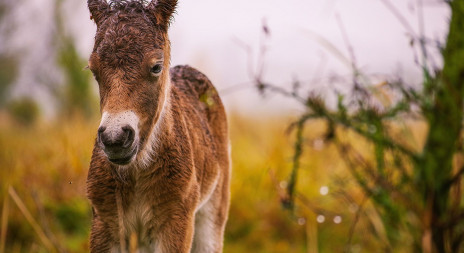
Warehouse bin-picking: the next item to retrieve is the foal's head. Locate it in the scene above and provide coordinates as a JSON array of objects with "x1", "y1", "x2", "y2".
[{"x1": 87, "y1": 0, "x2": 177, "y2": 166}]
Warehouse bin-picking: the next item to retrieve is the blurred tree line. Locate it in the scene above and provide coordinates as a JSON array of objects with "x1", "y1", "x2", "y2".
[
  {"x1": 54, "y1": 0, "x2": 96, "y2": 119},
  {"x1": 0, "y1": 0, "x2": 96, "y2": 126},
  {"x1": 255, "y1": 1, "x2": 464, "y2": 252}
]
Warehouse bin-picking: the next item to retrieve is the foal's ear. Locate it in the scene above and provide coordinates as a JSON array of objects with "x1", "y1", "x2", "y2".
[
  {"x1": 147, "y1": 0, "x2": 178, "y2": 30},
  {"x1": 88, "y1": 0, "x2": 109, "y2": 26}
]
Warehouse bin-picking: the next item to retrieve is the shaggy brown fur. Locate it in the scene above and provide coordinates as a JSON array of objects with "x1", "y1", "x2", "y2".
[{"x1": 86, "y1": 1, "x2": 230, "y2": 252}]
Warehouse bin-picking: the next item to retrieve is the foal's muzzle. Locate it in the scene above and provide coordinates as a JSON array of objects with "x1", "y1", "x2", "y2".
[
  {"x1": 98, "y1": 125, "x2": 137, "y2": 165},
  {"x1": 98, "y1": 111, "x2": 140, "y2": 165}
]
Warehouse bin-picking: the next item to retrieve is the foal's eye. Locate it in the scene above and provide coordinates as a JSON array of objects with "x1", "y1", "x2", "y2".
[{"x1": 150, "y1": 64, "x2": 163, "y2": 75}]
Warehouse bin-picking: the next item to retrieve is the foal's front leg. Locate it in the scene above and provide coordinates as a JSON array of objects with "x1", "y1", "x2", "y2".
[
  {"x1": 154, "y1": 209, "x2": 196, "y2": 253},
  {"x1": 89, "y1": 214, "x2": 117, "y2": 253}
]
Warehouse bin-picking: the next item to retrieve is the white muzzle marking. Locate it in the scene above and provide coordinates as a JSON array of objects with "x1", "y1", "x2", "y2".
[
  {"x1": 100, "y1": 110, "x2": 140, "y2": 137},
  {"x1": 99, "y1": 110, "x2": 140, "y2": 160}
]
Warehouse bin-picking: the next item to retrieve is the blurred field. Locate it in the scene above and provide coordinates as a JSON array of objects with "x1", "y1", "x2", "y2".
[{"x1": 0, "y1": 112, "x2": 425, "y2": 252}]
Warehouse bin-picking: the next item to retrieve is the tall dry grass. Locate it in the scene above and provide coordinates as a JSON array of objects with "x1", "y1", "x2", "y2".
[{"x1": 0, "y1": 112, "x2": 426, "y2": 252}]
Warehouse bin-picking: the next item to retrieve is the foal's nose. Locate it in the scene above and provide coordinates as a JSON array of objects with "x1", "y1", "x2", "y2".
[{"x1": 98, "y1": 125, "x2": 135, "y2": 152}]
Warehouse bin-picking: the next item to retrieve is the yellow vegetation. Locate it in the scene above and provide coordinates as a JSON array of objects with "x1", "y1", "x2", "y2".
[{"x1": 0, "y1": 113, "x2": 427, "y2": 252}]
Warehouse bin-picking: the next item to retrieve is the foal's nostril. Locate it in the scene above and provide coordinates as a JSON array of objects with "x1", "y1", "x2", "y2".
[
  {"x1": 97, "y1": 126, "x2": 106, "y2": 144},
  {"x1": 122, "y1": 125, "x2": 135, "y2": 148},
  {"x1": 99, "y1": 129, "x2": 118, "y2": 148},
  {"x1": 98, "y1": 126, "x2": 106, "y2": 134},
  {"x1": 98, "y1": 125, "x2": 135, "y2": 151}
]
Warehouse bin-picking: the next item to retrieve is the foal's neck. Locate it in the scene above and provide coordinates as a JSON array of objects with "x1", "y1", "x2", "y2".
[{"x1": 137, "y1": 75, "x2": 173, "y2": 169}]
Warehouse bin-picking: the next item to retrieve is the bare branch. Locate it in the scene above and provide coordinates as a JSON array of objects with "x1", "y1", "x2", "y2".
[
  {"x1": 379, "y1": 0, "x2": 418, "y2": 38},
  {"x1": 335, "y1": 13, "x2": 358, "y2": 73},
  {"x1": 446, "y1": 165, "x2": 464, "y2": 188},
  {"x1": 345, "y1": 196, "x2": 368, "y2": 252}
]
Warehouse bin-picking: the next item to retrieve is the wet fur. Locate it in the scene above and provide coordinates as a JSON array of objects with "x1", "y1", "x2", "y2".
[{"x1": 86, "y1": 1, "x2": 230, "y2": 252}]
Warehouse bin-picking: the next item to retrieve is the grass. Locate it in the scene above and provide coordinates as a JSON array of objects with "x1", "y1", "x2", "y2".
[{"x1": 0, "y1": 111, "x2": 424, "y2": 252}]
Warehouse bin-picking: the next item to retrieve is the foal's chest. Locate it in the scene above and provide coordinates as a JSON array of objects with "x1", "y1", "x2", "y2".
[
  {"x1": 120, "y1": 186, "x2": 155, "y2": 243},
  {"x1": 124, "y1": 198, "x2": 152, "y2": 231}
]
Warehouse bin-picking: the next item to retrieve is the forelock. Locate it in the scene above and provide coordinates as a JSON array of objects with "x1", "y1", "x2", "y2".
[
  {"x1": 102, "y1": 0, "x2": 154, "y2": 26},
  {"x1": 109, "y1": 0, "x2": 149, "y2": 13}
]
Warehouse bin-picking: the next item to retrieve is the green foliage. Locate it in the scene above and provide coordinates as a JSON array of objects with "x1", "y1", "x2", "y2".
[
  {"x1": 56, "y1": 38, "x2": 96, "y2": 118},
  {"x1": 49, "y1": 199, "x2": 90, "y2": 235},
  {"x1": 0, "y1": 1, "x2": 18, "y2": 108},
  {"x1": 6, "y1": 97, "x2": 40, "y2": 126},
  {"x1": 0, "y1": 55, "x2": 18, "y2": 107},
  {"x1": 54, "y1": 0, "x2": 96, "y2": 118},
  {"x1": 0, "y1": 4, "x2": 5, "y2": 19}
]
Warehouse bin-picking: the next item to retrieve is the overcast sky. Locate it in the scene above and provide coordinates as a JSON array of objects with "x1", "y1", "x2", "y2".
[{"x1": 4, "y1": 0, "x2": 450, "y2": 115}]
